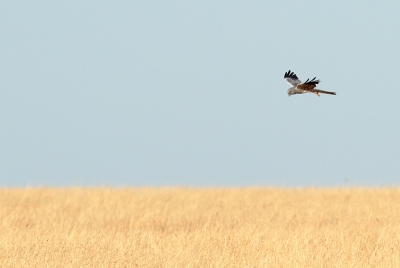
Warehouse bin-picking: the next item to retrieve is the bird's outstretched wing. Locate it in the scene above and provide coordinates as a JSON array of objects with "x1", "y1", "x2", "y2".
[
  {"x1": 284, "y1": 70, "x2": 301, "y2": 87},
  {"x1": 297, "y1": 77, "x2": 320, "y2": 90}
]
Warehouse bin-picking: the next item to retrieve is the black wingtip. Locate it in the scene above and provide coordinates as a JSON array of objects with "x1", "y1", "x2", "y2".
[
  {"x1": 304, "y1": 76, "x2": 320, "y2": 84},
  {"x1": 284, "y1": 70, "x2": 298, "y2": 80},
  {"x1": 284, "y1": 70, "x2": 289, "y2": 78}
]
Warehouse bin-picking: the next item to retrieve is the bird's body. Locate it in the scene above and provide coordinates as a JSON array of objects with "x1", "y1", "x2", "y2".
[{"x1": 284, "y1": 70, "x2": 336, "y2": 97}]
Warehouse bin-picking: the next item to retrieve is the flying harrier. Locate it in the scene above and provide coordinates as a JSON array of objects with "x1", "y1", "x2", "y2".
[{"x1": 284, "y1": 70, "x2": 336, "y2": 97}]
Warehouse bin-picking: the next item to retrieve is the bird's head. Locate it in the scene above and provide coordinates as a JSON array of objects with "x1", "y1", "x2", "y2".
[{"x1": 287, "y1": 88, "x2": 295, "y2": 97}]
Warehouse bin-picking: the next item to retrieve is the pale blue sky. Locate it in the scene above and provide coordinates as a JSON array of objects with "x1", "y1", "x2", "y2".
[{"x1": 1, "y1": 1, "x2": 399, "y2": 187}]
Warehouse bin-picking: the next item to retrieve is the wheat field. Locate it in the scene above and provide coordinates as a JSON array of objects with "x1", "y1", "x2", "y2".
[{"x1": 0, "y1": 187, "x2": 399, "y2": 267}]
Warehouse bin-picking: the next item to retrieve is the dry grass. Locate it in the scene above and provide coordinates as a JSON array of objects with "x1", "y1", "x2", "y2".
[{"x1": 0, "y1": 187, "x2": 399, "y2": 267}]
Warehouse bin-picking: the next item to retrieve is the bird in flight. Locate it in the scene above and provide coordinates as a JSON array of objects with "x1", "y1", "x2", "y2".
[{"x1": 284, "y1": 70, "x2": 336, "y2": 97}]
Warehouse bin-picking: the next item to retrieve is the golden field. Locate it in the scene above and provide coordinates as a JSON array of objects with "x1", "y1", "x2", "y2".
[{"x1": 0, "y1": 188, "x2": 399, "y2": 267}]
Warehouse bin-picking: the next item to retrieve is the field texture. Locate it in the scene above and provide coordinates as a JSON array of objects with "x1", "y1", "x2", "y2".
[{"x1": 0, "y1": 188, "x2": 399, "y2": 267}]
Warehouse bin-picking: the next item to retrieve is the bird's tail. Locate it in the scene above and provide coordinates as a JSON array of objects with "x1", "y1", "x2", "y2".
[{"x1": 311, "y1": 89, "x2": 336, "y2": 95}]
